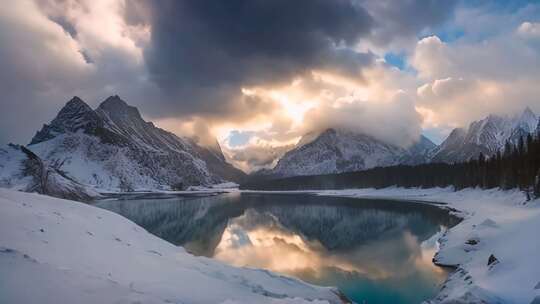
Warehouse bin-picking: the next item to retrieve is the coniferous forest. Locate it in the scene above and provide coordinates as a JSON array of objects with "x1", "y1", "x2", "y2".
[{"x1": 241, "y1": 133, "x2": 540, "y2": 199}]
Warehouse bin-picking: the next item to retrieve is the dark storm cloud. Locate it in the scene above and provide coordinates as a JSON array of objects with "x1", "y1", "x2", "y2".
[
  {"x1": 0, "y1": 0, "x2": 460, "y2": 146},
  {"x1": 141, "y1": 0, "x2": 376, "y2": 117},
  {"x1": 361, "y1": 0, "x2": 459, "y2": 46}
]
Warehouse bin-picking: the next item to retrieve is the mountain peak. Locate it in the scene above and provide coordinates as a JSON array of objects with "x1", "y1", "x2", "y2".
[
  {"x1": 67, "y1": 96, "x2": 86, "y2": 105},
  {"x1": 60, "y1": 96, "x2": 93, "y2": 114},
  {"x1": 518, "y1": 106, "x2": 536, "y2": 121},
  {"x1": 523, "y1": 106, "x2": 535, "y2": 116},
  {"x1": 99, "y1": 95, "x2": 129, "y2": 110},
  {"x1": 97, "y1": 95, "x2": 144, "y2": 122},
  {"x1": 29, "y1": 96, "x2": 101, "y2": 145},
  {"x1": 514, "y1": 106, "x2": 537, "y2": 133}
]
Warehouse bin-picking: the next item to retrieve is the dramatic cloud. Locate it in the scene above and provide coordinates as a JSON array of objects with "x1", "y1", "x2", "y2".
[
  {"x1": 412, "y1": 10, "x2": 540, "y2": 128},
  {"x1": 141, "y1": 0, "x2": 376, "y2": 120},
  {"x1": 0, "y1": 0, "x2": 156, "y2": 144},
  {"x1": 302, "y1": 92, "x2": 422, "y2": 148},
  {"x1": 224, "y1": 142, "x2": 295, "y2": 173},
  {"x1": 0, "y1": 0, "x2": 90, "y2": 144},
  {"x1": 359, "y1": 0, "x2": 458, "y2": 51},
  {"x1": 3, "y1": 0, "x2": 540, "y2": 173}
]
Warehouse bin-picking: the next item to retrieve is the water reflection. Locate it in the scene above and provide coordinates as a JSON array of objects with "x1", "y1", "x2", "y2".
[
  {"x1": 213, "y1": 208, "x2": 449, "y2": 284},
  {"x1": 94, "y1": 193, "x2": 459, "y2": 304}
]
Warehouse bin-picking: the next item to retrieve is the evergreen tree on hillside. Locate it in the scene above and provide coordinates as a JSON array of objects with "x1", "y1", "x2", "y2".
[{"x1": 242, "y1": 133, "x2": 540, "y2": 199}]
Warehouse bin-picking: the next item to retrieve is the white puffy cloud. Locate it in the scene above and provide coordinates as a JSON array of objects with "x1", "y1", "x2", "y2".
[
  {"x1": 0, "y1": 0, "x2": 158, "y2": 145},
  {"x1": 517, "y1": 21, "x2": 540, "y2": 38},
  {"x1": 410, "y1": 12, "x2": 540, "y2": 129}
]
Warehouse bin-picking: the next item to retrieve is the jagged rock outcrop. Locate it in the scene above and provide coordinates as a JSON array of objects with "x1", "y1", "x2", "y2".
[
  {"x1": 0, "y1": 144, "x2": 99, "y2": 201},
  {"x1": 28, "y1": 96, "x2": 245, "y2": 191}
]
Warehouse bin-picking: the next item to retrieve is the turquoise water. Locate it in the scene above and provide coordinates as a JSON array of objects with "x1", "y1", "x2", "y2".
[{"x1": 95, "y1": 193, "x2": 459, "y2": 304}]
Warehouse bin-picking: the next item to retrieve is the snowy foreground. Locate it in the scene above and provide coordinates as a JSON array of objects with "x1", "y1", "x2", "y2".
[
  {"x1": 0, "y1": 188, "x2": 342, "y2": 304},
  {"x1": 314, "y1": 187, "x2": 540, "y2": 304},
  {"x1": 1, "y1": 187, "x2": 539, "y2": 304}
]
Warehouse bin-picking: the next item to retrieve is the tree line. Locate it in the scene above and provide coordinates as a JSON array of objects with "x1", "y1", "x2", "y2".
[{"x1": 241, "y1": 133, "x2": 540, "y2": 199}]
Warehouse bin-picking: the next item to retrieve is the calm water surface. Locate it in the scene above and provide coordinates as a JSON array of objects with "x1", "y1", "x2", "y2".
[{"x1": 94, "y1": 193, "x2": 459, "y2": 304}]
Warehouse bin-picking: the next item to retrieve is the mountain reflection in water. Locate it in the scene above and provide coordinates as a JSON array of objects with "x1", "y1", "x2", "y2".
[{"x1": 95, "y1": 193, "x2": 459, "y2": 304}]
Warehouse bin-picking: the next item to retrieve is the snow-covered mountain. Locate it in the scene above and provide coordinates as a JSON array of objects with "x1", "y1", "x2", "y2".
[
  {"x1": 28, "y1": 96, "x2": 245, "y2": 192},
  {"x1": 262, "y1": 128, "x2": 436, "y2": 178},
  {"x1": 430, "y1": 108, "x2": 538, "y2": 163},
  {"x1": 0, "y1": 144, "x2": 99, "y2": 201},
  {"x1": 257, "y1": 107, "x2": 538, "y2": 179}
]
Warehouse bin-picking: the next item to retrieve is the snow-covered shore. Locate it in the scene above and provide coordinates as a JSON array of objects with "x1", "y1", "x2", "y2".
[
  {"x1": 314, "y1": 187, "x2": 540, "y2": 304},
  {"x1": 0, "y1": 188, "x2": 343, "y2": 304},
  {"x1": 2, "y1": 186, "x2": 539, "y2": 304}
]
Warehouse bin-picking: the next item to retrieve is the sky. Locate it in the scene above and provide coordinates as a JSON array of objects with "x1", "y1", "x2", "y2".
[{"x1": 1, "y1": 0, "x2": 540, "y2": 172}]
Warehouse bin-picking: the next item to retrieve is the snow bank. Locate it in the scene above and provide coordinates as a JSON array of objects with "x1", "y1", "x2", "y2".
[
  {"x1": 316, "y1": 187, "x2": 540, "y2": 304},
  {"x1": 0, "y1": 189, "x2": 342, "y2": 304}
]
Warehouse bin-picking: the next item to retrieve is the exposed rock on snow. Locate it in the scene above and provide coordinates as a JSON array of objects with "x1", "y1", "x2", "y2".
[
  {"x1": 28, "y1": 96, "x2": 245, "y2": 192},
  {"x1": 0, "y1": 189, "x2": 342, "y2": 304},
  {"x1": 487, "y1": 254, "x2": 499, "y2": 267}
]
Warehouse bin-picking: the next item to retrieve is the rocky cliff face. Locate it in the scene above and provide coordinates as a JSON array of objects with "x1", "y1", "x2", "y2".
[{"x1": 28, "y1": 96, "x2": 245, "y2": 191}]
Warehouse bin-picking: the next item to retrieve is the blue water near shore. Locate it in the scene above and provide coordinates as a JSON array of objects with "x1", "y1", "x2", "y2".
[{"x1": 95, "y1": 193, "x2": 459, "y2": 304}]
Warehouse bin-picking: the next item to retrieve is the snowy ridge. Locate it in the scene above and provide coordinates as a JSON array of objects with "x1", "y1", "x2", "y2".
[
  {"x1": 431, "y1": 108, "x2": 539, "y2": 163},
  {"x1": 28, "y1": 96, "x2": 245, "y2": 192},
  {"x1": 263, "y1": 108, "x2": 538, "y2": 179},
  {"x1": 264, "y1": 128, "x2": 436, "y2": 178},
  {"x1": 0, "y1": 189, "x2": 342, "y2": 304}
]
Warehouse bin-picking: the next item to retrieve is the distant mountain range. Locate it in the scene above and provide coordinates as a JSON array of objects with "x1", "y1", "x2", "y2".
[
  {"x1": 1, "y1": 95, "x2": 538, "y2": 198},
  {"x1": 256, "y1": 108, "x2": 539, "y2": 179},
  {"x1": 257, "y1": 129, "x2": 436, "y2": 179},
  {"x1": 1, "y1": 96, "x2": 245, "y2": 196}
]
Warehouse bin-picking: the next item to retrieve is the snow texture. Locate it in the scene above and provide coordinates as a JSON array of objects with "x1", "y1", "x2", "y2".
[
  {"x1": 0, "y1": 188, "x2": 342, "y2": 304},
  {"x1": 0, "y1": 144, "x2": 99, "y2": 201},
  {"x1": 314, "y1": 187, "x2": 540, "y2": 304},
  {"x1": 264, "y1": 108, "x2": 538, "y2": 178},
  {"x1": 28, "y1": 96, "x2": 245, "y2": 192}
]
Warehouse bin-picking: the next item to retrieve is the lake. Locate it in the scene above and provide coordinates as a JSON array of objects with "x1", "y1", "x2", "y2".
[{"x1": 94, "y1": 192, "x2": 459, "y2": 304}]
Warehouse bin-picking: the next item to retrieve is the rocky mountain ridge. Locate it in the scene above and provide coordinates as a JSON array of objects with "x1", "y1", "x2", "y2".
[
  {"x1": 27, "y1": 96, "x2": 245, "y2": 192},
  {"x1": 257, "y1": 107, "x2": 538, "y2": 179},
  {"x1": 430, "y1": 107, "x2": 538, "y2": 163}
]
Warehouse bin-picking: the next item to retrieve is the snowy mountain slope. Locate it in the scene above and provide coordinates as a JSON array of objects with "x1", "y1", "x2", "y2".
[
  {"x1": 431, "y1": 108, "x2": 538, "y2": 163},
  {"x1": 0, "y1": 144, "x2": 99, "y2": 201},
  {"x1": 28, "y1": 96, "x2": 245, "y2": 192},
  {"x1": 260, "y1": 108, "x2": 537, "y2": 179},
  {"x1": 0, "y1": 189, "x2": 342, "y2": 304},
  {"x1": 265, "y1": 128, "x2": 436, "y2": 178}
]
